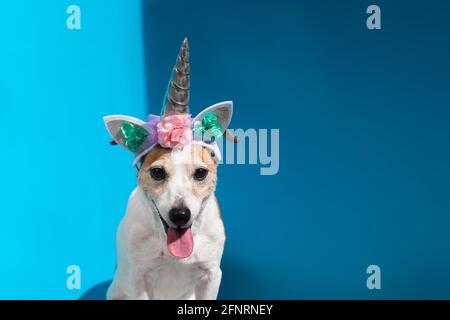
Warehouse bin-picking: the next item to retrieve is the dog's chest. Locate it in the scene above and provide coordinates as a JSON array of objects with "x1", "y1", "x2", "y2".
[
  {"x1": 146, "y1": 258, "x2": 204, "y2": 299},
  {"x1": 143, "y1": 233, "x2": 223, "y2": 299}
]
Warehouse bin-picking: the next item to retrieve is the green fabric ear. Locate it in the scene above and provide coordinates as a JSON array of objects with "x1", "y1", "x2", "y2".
[
  {"x1": 193, "y1": 112, "x2": 223, "y2": 142},
  {"x1": 192, "y1": 101, "x2": 233, "y2": 143},
  {"x1": 120, "y1": 121, "x2": 149, "y2": 152}
]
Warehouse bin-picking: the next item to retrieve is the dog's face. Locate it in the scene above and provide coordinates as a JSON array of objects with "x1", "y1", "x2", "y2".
[{"x1": 138, "y1": 144, "x2": 217, "y2": 258}]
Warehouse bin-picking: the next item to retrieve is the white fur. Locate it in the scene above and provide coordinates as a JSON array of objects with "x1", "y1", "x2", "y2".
[{"x1": 107, "y1": 147, "x2": 225, "y2": 300}]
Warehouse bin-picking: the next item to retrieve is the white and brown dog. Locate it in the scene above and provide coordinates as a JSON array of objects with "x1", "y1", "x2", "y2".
[{"x1": 103, "y1": 39, "x2": 233, "y2": 300}]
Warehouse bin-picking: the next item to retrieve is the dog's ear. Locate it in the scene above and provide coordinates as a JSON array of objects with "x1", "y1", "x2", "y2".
[
  {"x1": 192, "y1": 101, "x2": 233, "y2": 143},
  {"x1": 103, "y1": 115, "x2": 151, "y2": 153}
]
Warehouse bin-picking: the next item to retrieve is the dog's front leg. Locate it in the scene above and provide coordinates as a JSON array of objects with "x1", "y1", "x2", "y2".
[
  {"x1": 195, "y1": 267, "x2": 222, "y2": 300},
  {"x1": 107, "y1": 271, "x2": 150, "y2": 300},
  {"x1": 130, "y1": 272, "x2": 152, "y2": 300}
]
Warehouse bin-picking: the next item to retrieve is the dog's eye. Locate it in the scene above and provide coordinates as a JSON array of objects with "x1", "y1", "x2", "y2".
[
  {"x1": 193, "y1": 168, "x2": 208, "y2": 181},
  {"x1": 149, "y1": 167, "x2": 166, "y2": 181}
]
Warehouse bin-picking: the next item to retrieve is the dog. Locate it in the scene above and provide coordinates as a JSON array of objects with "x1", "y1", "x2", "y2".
[{"x1": 103, "y1": 39, "x2": 234, "y2": 300}]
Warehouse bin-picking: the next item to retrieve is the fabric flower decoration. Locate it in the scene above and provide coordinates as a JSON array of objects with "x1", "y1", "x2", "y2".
[
  {"x1": 120, "y1": 121, "x2": 149, "y2": 152},
  {"x1": 193, "y1": 112, "x2": 223, "y2": 142},
  {"x1": 157, "y1": 112, "x2": 193, "y2": 148},
  {"x1": 145, "y1": 114, "x2": 161, "y2": 144}
]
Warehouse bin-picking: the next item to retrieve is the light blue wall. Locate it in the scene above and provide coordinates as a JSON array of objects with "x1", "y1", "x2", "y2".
[
  {"x1": 1, "y1": 0, "x2": 450, "y2": 299},
  {"x1": 0, "y1": 1, "x2": 147, "y2": 299}
]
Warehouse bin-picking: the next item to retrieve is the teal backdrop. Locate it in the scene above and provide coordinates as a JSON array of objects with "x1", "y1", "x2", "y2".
[{"x1": 0, "y1": 0, "x2": 450, "y2": 299}]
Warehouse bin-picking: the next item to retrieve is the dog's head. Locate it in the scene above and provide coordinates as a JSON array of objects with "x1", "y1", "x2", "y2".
[
  {"x1": 104, "y1": 102, "x2": 232, "y2": 259},
  {"x1": 138, "y1": 144, "x2": 217, "y2": 258},
  {"x1": 103, "y1": 38, "x2": 234, "y2": 259}
]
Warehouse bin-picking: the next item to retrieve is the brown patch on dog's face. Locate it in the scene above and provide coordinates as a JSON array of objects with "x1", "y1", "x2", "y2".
[
  {"x1": 138, "y1": 144, "x2": 218, "y2": 199},
  {"x1": 138, "y1": 144, "x2": 219, "y2": 230},
  {"x1": 138, "y1": 146, "x2": 173, "y2": 196},
  {"x1": 189, "y1": 145, "x2": 218, "y2": 198}
]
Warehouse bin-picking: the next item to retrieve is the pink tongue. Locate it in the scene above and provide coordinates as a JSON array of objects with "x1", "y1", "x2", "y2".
[{"x1": 167, "y1": 227, "x2": 193, "y2": 259}]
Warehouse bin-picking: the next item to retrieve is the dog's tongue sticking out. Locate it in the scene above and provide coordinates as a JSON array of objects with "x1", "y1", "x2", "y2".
[{"x1": 167, "y1": 227, "x2": 193, "y2": 259}]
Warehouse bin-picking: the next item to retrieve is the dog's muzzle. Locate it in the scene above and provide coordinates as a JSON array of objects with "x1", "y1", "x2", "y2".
[
  {"x1": 150, "y1": 198, "x2": 170, "y2": 234},
  {"x1": 149, "y1": 194, "x2": 210, "y2": 260},
  {"x1": 158, "y1": 214, "x2": 169, "y2": 234},
  {"x1": 168, "y1": 207, "x2": 191, "y2": 227}
]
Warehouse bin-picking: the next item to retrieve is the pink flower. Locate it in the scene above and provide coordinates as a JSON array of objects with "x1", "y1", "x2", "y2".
[{"x1": 156, "y1": 112, "x2": 193, "y2": 148}]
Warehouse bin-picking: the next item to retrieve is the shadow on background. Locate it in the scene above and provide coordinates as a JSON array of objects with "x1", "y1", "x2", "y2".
[
  {"x1": 217, "y1": 257, "x2": 263, "y2": 299},
  {"x1": 79, "y1": 280, "x2": 111, "y2": 300}
]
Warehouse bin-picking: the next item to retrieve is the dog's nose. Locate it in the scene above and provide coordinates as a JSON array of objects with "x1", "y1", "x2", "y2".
[{"x1": 168, "y1": 207, "x2": 191, "y2": 227}]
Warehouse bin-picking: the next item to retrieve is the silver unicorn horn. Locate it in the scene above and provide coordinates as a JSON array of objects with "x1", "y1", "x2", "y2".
[{"x1": 162, "y1": 38, "x2": 190, "y2": 115}]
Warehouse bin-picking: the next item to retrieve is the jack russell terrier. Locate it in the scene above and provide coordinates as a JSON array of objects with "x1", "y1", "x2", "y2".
[{"x1": 103, "y1": 38, "x2": 234, "y2": 300}]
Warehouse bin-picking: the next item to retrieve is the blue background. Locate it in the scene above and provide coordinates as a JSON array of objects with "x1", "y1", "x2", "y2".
[{"x1": 0, "y1": 0, "x2": 449, "y2": 299}]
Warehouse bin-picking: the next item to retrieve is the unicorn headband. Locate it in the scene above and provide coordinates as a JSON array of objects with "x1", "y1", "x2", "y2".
[{"x1": 103, "y1": 38, "x2": 233, "y2": 166}]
